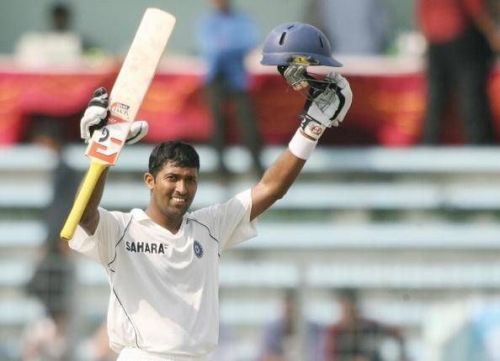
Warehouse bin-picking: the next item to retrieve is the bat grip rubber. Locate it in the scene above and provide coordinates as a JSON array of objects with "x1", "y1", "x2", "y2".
[{"x1": 60, "y1": 162, "x2": 108, "y2": 241}]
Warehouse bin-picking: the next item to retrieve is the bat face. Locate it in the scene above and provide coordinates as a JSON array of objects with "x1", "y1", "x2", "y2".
[
  {"x1": 86, "y1": 102, "x2": 131, "y2": 164},
  {"x1": 86, "y1": 122, "x2": 129, "y2": 164},
  {"x1": 86, "y1": 8, "x2": 176, "y2": 165}
]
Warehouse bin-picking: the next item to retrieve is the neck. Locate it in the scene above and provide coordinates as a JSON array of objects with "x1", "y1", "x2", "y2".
[{"x1": 145, "y1": 206, "x2": 183, "y2": 234}]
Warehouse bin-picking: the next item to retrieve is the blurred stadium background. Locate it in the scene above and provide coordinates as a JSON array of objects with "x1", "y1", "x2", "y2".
[{"x1": 1, "y1": 0, "x2": 500, "y2": 360}]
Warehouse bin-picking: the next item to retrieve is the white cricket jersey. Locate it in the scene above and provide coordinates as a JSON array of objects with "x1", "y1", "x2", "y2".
[{"x1": 69, "y1": 189, "x2": 257, "y2": 360}]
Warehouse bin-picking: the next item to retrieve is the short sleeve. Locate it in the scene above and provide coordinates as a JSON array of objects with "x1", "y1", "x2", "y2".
[
  {"x1": 190, "y1": 189, "x2": 257, "y2": 252},
  {"x1": 68, "y1": 208, "x2": 128, "y2": 265}
]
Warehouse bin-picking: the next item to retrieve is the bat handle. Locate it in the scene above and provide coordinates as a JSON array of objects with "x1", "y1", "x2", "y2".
[{"x1": 60, "y1": 162, "x2": 108, "y2": 241}]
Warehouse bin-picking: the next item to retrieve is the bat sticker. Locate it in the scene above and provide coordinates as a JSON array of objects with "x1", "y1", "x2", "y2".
[
  {"x1": 98, "y1": 127, "x2": 110, "y2": 142},
  {"x1": 110, "y1": 102, "x2": 131, "y2": 119}
]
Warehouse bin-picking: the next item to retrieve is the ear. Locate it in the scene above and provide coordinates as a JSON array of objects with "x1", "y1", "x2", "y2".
[{"x1": 144, "y1": 172, "x2": 155, "y2": 190}]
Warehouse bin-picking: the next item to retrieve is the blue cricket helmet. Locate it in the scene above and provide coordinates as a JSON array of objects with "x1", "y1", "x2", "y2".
[{"x1": 261, "y1": 22, "x2": 342, "y2": 67}]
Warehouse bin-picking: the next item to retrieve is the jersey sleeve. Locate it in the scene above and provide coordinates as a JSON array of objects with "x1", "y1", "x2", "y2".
[
  {"x1": 191, "y1": 188, "x2": 257, "y2": 252},
  {"x1": 68, "y1": 208, "x2": 128, "y2": 265}
]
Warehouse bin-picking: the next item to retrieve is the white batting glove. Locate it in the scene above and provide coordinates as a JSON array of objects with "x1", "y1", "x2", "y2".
[
  {"x1": 125, "y1": 120, "x2": 149, "y2": 144},
  {"x1": 80, "y1": 87, "x2": 149, "y2": 144},
  {"x1": 300, "y1": 73, "x2": 353, "y2": 140},
  {"x1": 281, "y1": 65, "x2": 309, "y2": 90},
  {"x1": 80, "y1": 87, "x2": 108, "y2": 141}
]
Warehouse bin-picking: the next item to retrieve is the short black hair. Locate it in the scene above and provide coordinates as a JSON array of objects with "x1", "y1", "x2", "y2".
[
  {"x1": 50, "y1": 3, "x2": 71, "y2": 31},
  {"x1": 50, "y1": 2, "x2": 71, "y2": 19},
  {"x1": 52, "y1": 3, "x2": 68, "y2": 12},
  {"x1": 148, "y1": 141, "x2": 200, "y2": 176}
]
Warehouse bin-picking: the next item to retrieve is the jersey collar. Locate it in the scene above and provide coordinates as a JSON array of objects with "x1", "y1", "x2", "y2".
[{"x1": 131, "y1": 208, "x2": 187, "y2": 237}]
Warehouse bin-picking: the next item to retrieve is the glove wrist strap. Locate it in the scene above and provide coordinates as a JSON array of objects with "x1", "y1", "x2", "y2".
[
  {"x1": 300, "y1": 115, "x2": 326, "y2": 140},
  {"x1": 288, "y1": 129, "x2": 318, "y2": 160}
]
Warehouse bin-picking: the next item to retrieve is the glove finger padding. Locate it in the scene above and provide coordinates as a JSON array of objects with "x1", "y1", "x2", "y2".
[
  {"x1": 299, "y1": 73, "x2": 352, "y2": 140},
  {"x1": 304, "y1": 72, "x2": 353, "y2": 128},
  {"x1": 279, "y1": 65, "x2": 326, "y2": 92},
  {"x1": 80, "y1": 87, "x2": 109, "y2": 141},
  {"x1": 282, "y1": 65, "x2": 309, "y2": 90},
  {"x1": 125, "y1": 120, "x2": 149, "y2": 144},
  {"x1": 326, "y1": 73, "x2": 352, "y2": 125},
  {"x1": 80, "y1": 106, "x2": 108, "y2": 141},
  {"x1": 88, "y1": 87, "x2": 109, "y2": 108}
]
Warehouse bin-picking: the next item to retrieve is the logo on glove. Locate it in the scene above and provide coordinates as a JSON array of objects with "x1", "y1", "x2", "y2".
[{"x1": 310, "y1": 123, "x2": 324, "y2": 136}]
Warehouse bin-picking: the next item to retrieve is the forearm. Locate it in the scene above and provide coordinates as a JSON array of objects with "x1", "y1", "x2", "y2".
[
  {"x1": 251, "y1": 148, "x2": 305, "y2": 220},
  {"x1": 80, "y1": 167, "x2": 109, "y2": 235}
]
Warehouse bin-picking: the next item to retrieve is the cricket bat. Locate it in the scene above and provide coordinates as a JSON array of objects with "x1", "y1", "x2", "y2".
[{"x1": 60, "y1": 8, "x2": 176, "y2": 240}]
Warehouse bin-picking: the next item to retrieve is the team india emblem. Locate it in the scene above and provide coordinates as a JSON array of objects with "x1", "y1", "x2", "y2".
[{"x1": 193, "y1": 240, "x2": 204, "y2": 258}]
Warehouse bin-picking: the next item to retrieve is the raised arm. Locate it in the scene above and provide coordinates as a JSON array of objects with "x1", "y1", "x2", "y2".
[
  {"x1": 250, "y1": 149, "x2": 305, "y2": 220},
  {"x1": 78, "y1": 168, "x2": 108, "y2": 235},
  {"x1": 76, "y1": 88, "x2": 149, "y2": 235},
  {"x1": 250, "y1": 67, "x2": 353, "y2": 220}
]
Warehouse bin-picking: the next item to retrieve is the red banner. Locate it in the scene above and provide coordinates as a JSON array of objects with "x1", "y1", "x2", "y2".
[{"x1": 0, "y1": 65, "x2": 498, "y2": 146}]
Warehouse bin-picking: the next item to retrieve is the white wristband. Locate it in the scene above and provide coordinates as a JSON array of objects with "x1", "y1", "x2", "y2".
[{"x1": 288, "y1": 129, "x2": 318, "y2": 160}]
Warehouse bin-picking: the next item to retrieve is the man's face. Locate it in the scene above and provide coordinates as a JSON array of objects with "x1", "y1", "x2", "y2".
[{"x1": 145, "y1": 161, "x2": 198, "y2": 221}]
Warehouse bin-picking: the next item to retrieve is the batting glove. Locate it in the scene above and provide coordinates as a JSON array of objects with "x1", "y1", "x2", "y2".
[
  {"x1": 80, "y1": 87, "x2": 108, "y2": 141},
  {"x1": 125, "y1": 120, "x2": 149, "y2": 145},
  {"x1": 279, "y1": 65, "x2": 309, "y2": 90},
  {"x1": 300, "y1": 72, "x2": 353, "y2": 140},
  {"x1": 80, "y1": 87, "x2": 149, "y2": 144}
]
